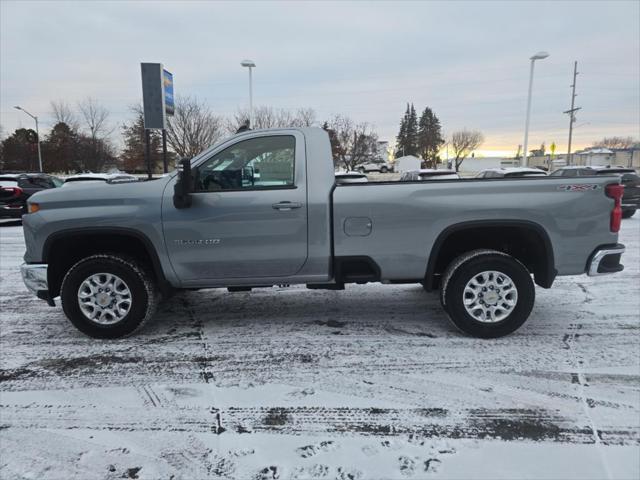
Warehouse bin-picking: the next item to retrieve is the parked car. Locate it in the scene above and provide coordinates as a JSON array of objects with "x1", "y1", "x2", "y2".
[
  {"x1": 356, "y1": 161, "x2": 393, "y2": 174},
  {"x1": 400, "y1": 169, "x2": 460, "y2": 181},
  {"x1": 63, "y1": 173, "x2": 139, "y2": 186},
  {"x1": 335, "y1": 172, "x2": 368, "y2": 184},
  {"x1": 550, "y1": 166, "x2": 639, "y2": 218},
  {"x1": 475, "y1": 167, "x2": 547, "y2": 178},
  {"x1": 21, "y1": 127, "x2": 626, "y2": 339},
  {"x1": 0, "y1": 173, "x2": 62, "y2": 218}
]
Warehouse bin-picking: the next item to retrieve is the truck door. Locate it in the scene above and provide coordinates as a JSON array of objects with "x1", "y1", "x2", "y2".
[{"x1": 162, "y1": 133, "x2": 308, "y2": 282}]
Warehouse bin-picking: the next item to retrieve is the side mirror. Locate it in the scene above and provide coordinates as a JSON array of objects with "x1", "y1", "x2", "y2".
[{"x1": 173, "y1": 158, "x2": 193, "y2": 209}]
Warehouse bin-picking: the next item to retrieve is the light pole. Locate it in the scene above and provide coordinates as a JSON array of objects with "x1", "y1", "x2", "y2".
[
  {"x1": 14, "y1": 105, "x2": 43, "y2": 172},
  {"x1": 240, "y1": 59, "x2": 256, "y2": 128},
  {"x1": 521, "y1": 51, "x2": 549, "y2": 166}
]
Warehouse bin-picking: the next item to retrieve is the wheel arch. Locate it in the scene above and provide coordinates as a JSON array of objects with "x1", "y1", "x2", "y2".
[
  {"x1": 423, "y1": 220, "x2": 556, "y2": 291},
  {"x1": 43, "y1": 227, "x2": 169, "y2": 298}
]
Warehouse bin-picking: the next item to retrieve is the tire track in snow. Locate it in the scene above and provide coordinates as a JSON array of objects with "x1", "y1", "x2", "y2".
[{"x1": 2, "y1": 402, "x2": 637, "y2": 444}]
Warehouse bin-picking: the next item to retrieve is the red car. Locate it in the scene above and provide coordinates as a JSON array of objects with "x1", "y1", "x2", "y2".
[{"x1": 0, "y1": 173, "x2": 62, "y2": 218}]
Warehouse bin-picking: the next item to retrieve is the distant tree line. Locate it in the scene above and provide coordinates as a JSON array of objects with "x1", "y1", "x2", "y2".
[
  {"x1": 0, "y1": 96, "x2": 381, "y2": 174},
  {"x1": 3, "y1": 95, "x2": 635, "y2": 175},
  {"x1": 592, "y1": 136, "x2": 638, "y2": 150}
]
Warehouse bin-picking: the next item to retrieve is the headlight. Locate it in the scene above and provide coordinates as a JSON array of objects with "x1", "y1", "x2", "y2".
[{"x1": 27, "y1": 203, "x2": 40, "y2": 214}]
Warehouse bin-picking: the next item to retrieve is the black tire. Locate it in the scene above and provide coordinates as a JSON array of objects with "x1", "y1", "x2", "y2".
[
  {"x1": 380, "y1": 166, "x2": 388, "y2": 173},
  {"x1": 440, "y1": 250, "x2": 534, "y2": 338},
  {"x1": 622, "y1": 208, "x2": 636, "y2": 219},
  {"x1": 61, "y1": 254, "x2": 158, "y2": 338},
  {"x1": 357, "y1": 167, "x2": 366, "y2": 173}
]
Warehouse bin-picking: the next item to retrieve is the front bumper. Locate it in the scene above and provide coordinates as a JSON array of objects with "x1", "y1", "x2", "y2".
[
  {"x1": 20, "y1": 263, "x2": 54, "y2": 305},
  {"x1": 586, "y1": 244, "x2": 625, "y2": 277}
]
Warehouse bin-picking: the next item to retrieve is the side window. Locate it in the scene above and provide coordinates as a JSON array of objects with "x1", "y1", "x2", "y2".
[
  {"x1": 17, "y1": 178, "x2": 32, "y2": 188},
  {"x1": 564, "y1": 169, "x2": 578, "y2": 177},
  {"x1": 549, "y1": 170, "x2": 563, "y2": 177},
  {"x1": 195, "y1": 136, "x2": 295, "y2": 192},
  {"x1": 33, "y1": 177, "x2": 53, "y2": 188}
]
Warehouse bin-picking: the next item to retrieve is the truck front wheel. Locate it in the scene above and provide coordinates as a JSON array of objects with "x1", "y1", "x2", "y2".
[
  {"x1": 60, "y1": 254, "x2": 158, "y2": 338},
  {"x1": 440, "y1": 250, "x2": 534, "y2": 338}
]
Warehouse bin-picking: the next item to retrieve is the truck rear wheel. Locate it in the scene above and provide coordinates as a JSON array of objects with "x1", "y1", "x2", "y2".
[
  {"x1": 60, "y1": 254, "x2": 158, "y2": 338},
  {"x1": 440, "y1": 250, "x2": 534, "y2": 338}
]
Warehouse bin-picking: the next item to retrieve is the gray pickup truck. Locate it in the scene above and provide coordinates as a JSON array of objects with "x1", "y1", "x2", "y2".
[{"x1": 21, "y1": 128, "x2": 626, "y2": 339}]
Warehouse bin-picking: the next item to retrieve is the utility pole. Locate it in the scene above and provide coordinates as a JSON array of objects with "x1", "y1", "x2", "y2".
[
  {"x1": 13, "y1": 106, "x2": 43, "y2": 172},
  {"x1": 563, "y1": 61, "x2": 581, "y2": 166},
  {"x1": 145, "y1": 129, "x2": 152, "y2": 179},
  {"x1": 240, "y1": 60, "x2": 256, "y2": 127},
  {"x1": 522, "y1": 52, "x2": 550, "y2": 167},
  {"x1": 162, "y1": 129, "x2": 168, "y2": 173}
]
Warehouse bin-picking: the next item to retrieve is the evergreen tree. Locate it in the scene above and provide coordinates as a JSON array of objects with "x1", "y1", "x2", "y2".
[
  {"x1": 406, "y1": 104, "x2": 418, "y2": 156},
  {"x1": 396, "y1": 103, "x2": 419, "y2": 157},
  {"x1": 43, "y1": 122, "x2": 79, "y2": 173},
  {"x1": 417, "y1": 107, "x2": 444, "y2": 167},
  {"x1": 120, "y1": 110, "x2": 162, "y2": 173},
  {"x1": 0, "y1": 128, "x2": 39, "y2": 172},
  {"x1": 395, "y1": 104, "x2": 409, "y2": 157}
]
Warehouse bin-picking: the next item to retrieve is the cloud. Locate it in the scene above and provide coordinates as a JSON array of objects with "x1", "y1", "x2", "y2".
[{"x1": 1, "y1": 0, "x2": 638, "y2": 153}]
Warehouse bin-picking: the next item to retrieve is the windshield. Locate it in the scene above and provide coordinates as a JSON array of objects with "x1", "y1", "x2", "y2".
[
  {"x1": 419, "y1": 173, "x2": 459, "y2": 180},
  {"x1": 504, "y1": 172, "x2": 546, "y2": 177},
  {"x1": 65, "y1": 177, "x2": 107, "y2": 183}
]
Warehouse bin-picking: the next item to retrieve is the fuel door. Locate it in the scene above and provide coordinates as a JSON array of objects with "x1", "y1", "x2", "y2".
[{"x1": 344, "y1": 217, "x2": 372, "y2": 237}]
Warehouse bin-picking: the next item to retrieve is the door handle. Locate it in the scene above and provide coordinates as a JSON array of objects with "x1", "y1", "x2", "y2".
[{"x1": 272, "y1": 201, "x2": 302, "y2": 211}]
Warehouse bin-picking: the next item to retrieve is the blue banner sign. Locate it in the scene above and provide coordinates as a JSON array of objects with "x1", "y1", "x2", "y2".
[{"x1": 163, "y1": 69, "x2": 174, "y2": 116}]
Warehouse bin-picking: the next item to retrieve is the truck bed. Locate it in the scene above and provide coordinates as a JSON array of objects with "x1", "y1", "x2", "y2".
[{"x1": 332, "y1": 175, "x2": 619, "y2": 281}]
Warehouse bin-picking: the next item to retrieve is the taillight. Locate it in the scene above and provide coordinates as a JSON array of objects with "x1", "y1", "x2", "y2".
[
  {"x1": 1, "y1": 186, "x2": 23, "y2": 198},
  {"x1": 606, "y1": 183, "x2": 624, "y2": 233}
]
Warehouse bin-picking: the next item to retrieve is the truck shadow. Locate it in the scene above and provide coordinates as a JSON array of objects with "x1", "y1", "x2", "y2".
[{"x1": 150, "y1": 285, "x2": 453, "y2": 338}]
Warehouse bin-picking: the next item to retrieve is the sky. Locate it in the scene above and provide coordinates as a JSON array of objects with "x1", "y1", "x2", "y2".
[{"x1": 1, "y1": 0, "x2": 639, "y2": 157}]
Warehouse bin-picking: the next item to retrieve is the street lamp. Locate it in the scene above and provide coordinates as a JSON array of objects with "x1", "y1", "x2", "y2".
[
  {"x1": 240, "y1": 59, "x2": 256, "y2": 128},
  {"x1": 521, "y1": 51, "x2": 549, "y2": 166},
  {"x1": 14, "y1": 105, "x2": 43, "y2": 172}
]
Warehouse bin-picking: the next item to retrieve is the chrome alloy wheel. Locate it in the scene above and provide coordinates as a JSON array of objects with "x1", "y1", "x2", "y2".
[
  {"x1": 462, "y1": 270, "x2": 518, "y2": 323},
  {"x1": 77, "y1": 273, "x2": 132, "y2": 324}
]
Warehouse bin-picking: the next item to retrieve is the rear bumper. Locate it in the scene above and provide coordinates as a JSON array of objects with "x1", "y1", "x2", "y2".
[
  {"x1": 586, "y1": 244, "x2": 625, "y2": 277},
  {"x1": 0, "y1": 204, "x2": 24, "y2": 218},
  {"x1": 622, "y1": 194, "x2": 640, "y2": 209},
  {"x1": 20, "y1": 263, "x2": 54, "y2": 305}
]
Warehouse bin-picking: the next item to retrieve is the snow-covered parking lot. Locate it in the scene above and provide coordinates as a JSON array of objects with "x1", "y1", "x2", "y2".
[{"x1": 1, "y1": 218, "x2": 639, "y2": 480}]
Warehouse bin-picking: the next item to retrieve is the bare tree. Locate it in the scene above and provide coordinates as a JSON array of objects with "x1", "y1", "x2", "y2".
[
  {"x1": 50, "y1": 100, "x2": 79, "y2": 131},
  {"x1": 77, "y1": 97, "x2": 113, "y2": 140},
  {"x1": 593, "y1": 136, "x2": 637, "y2": 150},
  {"x1": 166, "y1": 95, "x2": 224, "y2": 158},
  {"x1": 227, "y1": 106, "x2": 317, "y2": 133},
  {"x1": 325, "y1": 114, "x2": 378, "y2": 171},
  {"x1": 450, "y1": 129, "x2": 484, "y2": 171},
  {"x1": 293, "y1": 107, "x2": 316, "y2": 127}
]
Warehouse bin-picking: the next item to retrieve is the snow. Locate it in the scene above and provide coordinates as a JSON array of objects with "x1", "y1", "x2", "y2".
[{"x1": 1, "y1": 216, "x2": 639, "y2": 479}]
